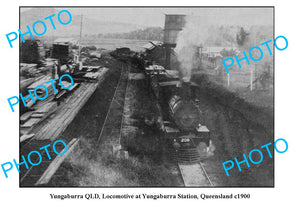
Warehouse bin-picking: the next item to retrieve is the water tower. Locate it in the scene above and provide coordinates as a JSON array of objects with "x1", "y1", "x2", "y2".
[{"x1": 163, "y1": 14, "x2": 186, "y2": 69}]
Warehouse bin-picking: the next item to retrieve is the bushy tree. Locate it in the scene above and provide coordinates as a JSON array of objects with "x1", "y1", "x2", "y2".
[{"x1": 236, "y1": 27, "x2": 250, "y2": 46}]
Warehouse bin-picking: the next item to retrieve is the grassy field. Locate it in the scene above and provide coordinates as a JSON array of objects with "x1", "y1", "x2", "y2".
[{"x1": 194, "y1": 60, "x2": 273, "y2": 111}]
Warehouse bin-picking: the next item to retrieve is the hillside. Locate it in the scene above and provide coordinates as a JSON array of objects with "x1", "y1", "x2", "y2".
[{"x1": 20, "y1": 8, "x2": 147, "y2": 37}]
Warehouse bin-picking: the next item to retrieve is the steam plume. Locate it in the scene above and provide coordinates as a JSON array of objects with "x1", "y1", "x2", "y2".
[{"x1": 175, "y1": 16, "x2": 209, "y2": 82}]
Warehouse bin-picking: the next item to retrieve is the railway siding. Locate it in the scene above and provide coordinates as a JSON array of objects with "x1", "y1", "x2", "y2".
[{"x1": 97, "y1": 63, "x2": 129, "y2": 155}]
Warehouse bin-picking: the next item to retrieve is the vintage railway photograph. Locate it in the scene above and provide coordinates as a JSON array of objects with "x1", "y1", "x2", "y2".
[{"x1": 19, "y1": 7, "x2": 274, "y2": 187}]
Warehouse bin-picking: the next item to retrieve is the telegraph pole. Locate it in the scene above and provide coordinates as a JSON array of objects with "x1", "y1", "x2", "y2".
[
  {"x1": 227, "y1": 73, "x2": 230, "y2": 87},
  {"x1": 78, "y1": 14, "x2": 83, "y2": 62}
]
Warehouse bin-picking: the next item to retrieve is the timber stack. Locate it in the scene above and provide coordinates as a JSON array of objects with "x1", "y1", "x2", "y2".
[{"x1": 20, "y1": 38, "x2": 109, "y2": 144}]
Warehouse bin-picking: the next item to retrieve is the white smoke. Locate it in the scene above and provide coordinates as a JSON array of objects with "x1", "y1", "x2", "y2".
[
  {"x1": 175, "y1": 15, "x2": 238, "y2": 81},
  {"x1": 175, "y1": 16, "x2": 209, "y2": 82}
]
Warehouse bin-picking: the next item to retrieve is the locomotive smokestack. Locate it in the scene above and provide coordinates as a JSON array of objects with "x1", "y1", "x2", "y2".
[{"x1": 180, "y1": 79, "x2": 191, "y2": 100}]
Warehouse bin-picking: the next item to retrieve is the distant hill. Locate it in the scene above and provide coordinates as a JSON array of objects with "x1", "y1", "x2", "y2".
[
  {"x1": 20, "y1": 8, "x2": 147, "y2": 38},
  {"x1": 102, "y1": 27, "x2": 164, "y2": 41}
]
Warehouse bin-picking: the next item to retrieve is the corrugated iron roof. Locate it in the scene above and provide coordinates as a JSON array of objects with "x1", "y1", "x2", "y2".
[{"x1": 143, "y1": 41, "x2": 163, "y2": 50}]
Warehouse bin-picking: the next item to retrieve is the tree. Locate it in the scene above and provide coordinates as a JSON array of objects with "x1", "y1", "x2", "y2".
[{"x1": 236, "y1": 27, "x2": 250, "y2": 46}]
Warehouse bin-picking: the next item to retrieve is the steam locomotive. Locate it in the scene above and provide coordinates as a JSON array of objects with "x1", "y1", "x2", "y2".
[{"x1": 145, "y1": 66, "x2": 214, "y2": 163}]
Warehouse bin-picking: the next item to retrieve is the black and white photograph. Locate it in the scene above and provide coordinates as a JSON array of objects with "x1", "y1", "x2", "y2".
[
  {"x1": 1, "y1": 0, "x2": 300, "y2": 212},
  {"x1": 18, "y1": 7, "x2": 274, "y2": 187}
]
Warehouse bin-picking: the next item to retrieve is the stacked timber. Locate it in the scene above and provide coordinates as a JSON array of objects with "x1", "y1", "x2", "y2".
[
  {"x1": 20, "y1": 133, "x2": 35, "y2": 144},
  {"x1": 20, "y1": 101, "x2": 58, "y2": 135},
  {"x1": 31, "y1": 102, "x2": 57, "y2": 118},
  {"x1": 24, "y1": 75, "x2": 54, "y2": 108},
  {"x1": 83, "y1": 67, "x2": 108, "y2": 81},
  {"x1": 83, "y1": 72, "x2": 102, "y2": 80},
  {"x1": 34, "y1": 82, "x2": 98, "y2": 140},
  {"x1": 20, "y1": 78, "x2": 35, "y2": 91},
  {"x1": 20, "y1": 63, "x2": 38, "y2": 77},
  {"x1": 82, "y1": 65, "x2": 100, "y2": 72},
  {"x1": 34, "y1": 68, "x2": 108, "y2": 141},
  {"x1": 20, "y1": 111, "x2": 34, "y2": 124},
  {"x1": 20, "y1": 67, "x2": 108, "y2": 142}
]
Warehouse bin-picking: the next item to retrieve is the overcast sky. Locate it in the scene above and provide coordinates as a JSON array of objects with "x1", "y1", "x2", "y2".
[{"x1": 21, "y1": 7, "x2": 273, "y2": 27}]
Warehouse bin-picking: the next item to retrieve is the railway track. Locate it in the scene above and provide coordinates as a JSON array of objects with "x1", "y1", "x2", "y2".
[
  {"x1": 97, "y1": 62, "x2": 129, "y2": 153},
  {"x1": 171, "y1": 145, "x2": 214, "y2": 186},
  {"x1": 178, "y1": 161, "x2": 214, "y2": 187}
]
